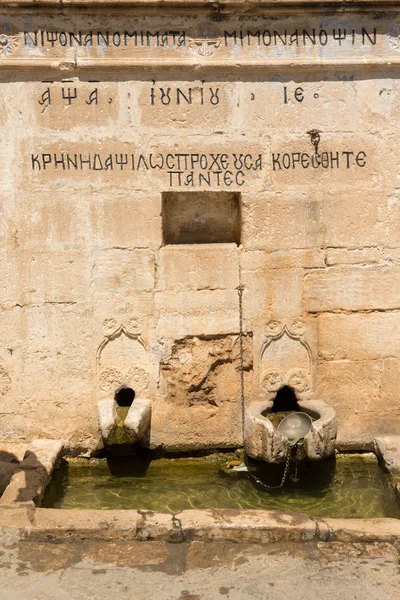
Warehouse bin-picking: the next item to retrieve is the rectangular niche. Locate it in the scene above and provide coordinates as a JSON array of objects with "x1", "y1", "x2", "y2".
[{"x1": 162, "y1": 191, "x2": 241, "y2": 245}]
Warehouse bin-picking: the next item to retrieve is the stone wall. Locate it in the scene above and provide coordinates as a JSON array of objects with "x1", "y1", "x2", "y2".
[{"x1": 0, "y1": 0, "x2": 399, "y2": 451}]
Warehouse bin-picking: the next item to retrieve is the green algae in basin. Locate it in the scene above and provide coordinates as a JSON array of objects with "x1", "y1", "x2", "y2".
[{"x1": 42, "y1": 453, "x2": 400, "y2": 519}]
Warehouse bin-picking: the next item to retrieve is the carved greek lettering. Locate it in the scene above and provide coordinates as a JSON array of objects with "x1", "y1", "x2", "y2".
[
  {"x1": 62, "y1": 87, "x2": 77, "y2": 105},
  {"x1": 86, "y1": 89, "x2": 98, "y2": 105},
  {"x1": 38, "y1": 87, "x2": 51, "y2": 107},
  {"x1": 24, "y1": 31, "x2": 38, "y2": 46},
  {"x1": 160, "y1": 88, "x2": 171, "y2": 105},
  {"x1": 362, "y1": 28, "x2": 377, "y2": 45},
  {"x1": 333, "y1": 28, "x2": 347, "y2": 45},
  {"x1": 272, "y1": 151, "x2": 367, "y2": 170}
]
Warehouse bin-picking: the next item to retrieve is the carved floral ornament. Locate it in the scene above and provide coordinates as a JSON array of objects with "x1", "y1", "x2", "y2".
[
  {"x1": 262, "y1": 368, "x2": 310, "y2": 394},
  {"x1": 262, "y1": 317, "x2": 307, "y2": 342},
  {"x1": 0, "y1": 28, "x2": 20, "y2": 56},
  {"x1": 389, "y1": 25, "x2": 400, "y2": 51},
  {"x1": 99, "y1": 365, "x2": 149, "y2": 393},
  {"x1": 102, "y1": 317, "x2": 141, "y2": 338}
]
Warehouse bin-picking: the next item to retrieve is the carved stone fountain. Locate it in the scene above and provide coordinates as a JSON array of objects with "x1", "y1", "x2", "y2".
[{"x1": 244, "y1": 318, "x2": 337, "y2": 463}]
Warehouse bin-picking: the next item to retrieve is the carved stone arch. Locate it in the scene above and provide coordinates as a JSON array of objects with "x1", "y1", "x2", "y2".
[
  {"x1": 258, "y1": 320, "x2": 313, "y2": 399},
  {"x1": 96, "y1": 318, "x2": 153, "y2": 397}
]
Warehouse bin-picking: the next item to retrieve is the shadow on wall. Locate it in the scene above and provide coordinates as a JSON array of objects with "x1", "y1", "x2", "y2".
[{"x1": 0, "y1": 450, "x2": 46, "y2": 503}]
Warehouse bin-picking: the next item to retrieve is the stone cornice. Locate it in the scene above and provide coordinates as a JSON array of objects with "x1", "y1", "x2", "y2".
[{"x1": 0, "y1": 0, "x2": 400, "y2": 9}]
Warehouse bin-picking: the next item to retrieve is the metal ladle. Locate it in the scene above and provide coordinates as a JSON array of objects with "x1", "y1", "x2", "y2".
[{"x1": 277, "y1": 412, "x2": 313, "y2": 444}]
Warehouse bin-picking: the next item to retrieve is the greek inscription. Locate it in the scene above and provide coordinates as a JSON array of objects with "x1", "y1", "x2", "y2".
[
  {"x1": 224, "y1": 27, "x2": 377, "y2": 48},
  {"x1": 61, "y1": 87, "x2": 77, "y2": 105},
  {"x1": 30, "y1": 151, "x2": 263, "y2": 187},
  {"x1": 37, "y1": 86, "x2": 102, "y2": 109},
  {"x1": 283, "y1": 86, "x2": 305, "y2": 104},
  {"x1": 150, "y1": 86, "x2": 220, "y2": 106},
  {"x1": 24, "y1": 30, "x2": 186, "y2": 49},
  {"x1": 272, "y1": 151, "x2": 367, "y2": 171}
]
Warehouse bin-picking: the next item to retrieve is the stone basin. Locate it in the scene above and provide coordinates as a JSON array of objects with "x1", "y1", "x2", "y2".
[{"x1": 244, "y1": 400, "x2": 337, "y2": 463}]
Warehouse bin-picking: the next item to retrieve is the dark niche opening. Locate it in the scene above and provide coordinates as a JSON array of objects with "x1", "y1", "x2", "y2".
[
  {"x1": 162, "y1": 191, "x2": 241, "y2": 245},
  {"x1": 271, "y1": 385, "x2": 299, "y2": 413},
  {"x1": 115, "y1": 387, "x2": 135, "y2": 407}
]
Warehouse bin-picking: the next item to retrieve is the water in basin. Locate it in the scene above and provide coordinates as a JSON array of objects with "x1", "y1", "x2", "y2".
[{"x1": 42, "y1": 453, "x2": 400, "y2": 519}]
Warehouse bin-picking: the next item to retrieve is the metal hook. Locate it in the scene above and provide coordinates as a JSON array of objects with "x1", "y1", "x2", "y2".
[{"x1": 307, "y1": 129, "x2": 321, "y2": 158}]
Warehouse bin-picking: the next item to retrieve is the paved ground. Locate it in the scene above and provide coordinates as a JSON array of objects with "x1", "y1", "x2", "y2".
[{"x1": 0, "y1": 533, "x2": 399, "y2": 600}]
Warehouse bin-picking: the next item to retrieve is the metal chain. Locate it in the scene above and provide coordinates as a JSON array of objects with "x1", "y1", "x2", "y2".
[
  {"x1": 244, "y1": 444, "x2": 295, "y2": 490},
  {"x1": 237, "y1": 286, "x2": 245, "y2": 440},
  {"x1": 237, "y1": 283, "x2": 294, "y2": 490}
]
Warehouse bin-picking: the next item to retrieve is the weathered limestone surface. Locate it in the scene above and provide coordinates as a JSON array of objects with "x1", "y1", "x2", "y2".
[{"x1": 0, "y1": 0, "x2": 399, "y2": 450}]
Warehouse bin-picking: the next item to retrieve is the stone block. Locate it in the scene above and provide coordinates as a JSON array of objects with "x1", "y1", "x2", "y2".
[
  {"x1": 177, "y1": 509, "x2": 316, "y2": 543},
  {"x1": 3, "y1": 251, "x2": 92, "y2": 305},
  {"x1": 374, "y1": 436, "x2": 400, "y2": 476},
  {"x1": 90, "y1": 193, "x2": 162, "y2": 250},
  {"x1": 157, "y1": 244, "x2": 239, "y2": 291},
  {"x1": 155, "y1": 290, "x2": 239, "y2": 338},
  {"x1": 381, "y1": 358, "x2": 400, "y2": 404},
  {"x1": 270, "y1": 134, "x2": 387, "y2": 194},
  {"x1": 325, "y1": 248, "x2": 381, "y2": 266},
  {"x1": 317, "y1": 313, "x2": 400, "y2": 360},
  {"x1": 33, "y1": 81, "x2": 119, "y2": 130},
  {"x1": 137, "y1": 80, "x2": 230, "y2": 133},
  {"x1": 315, "y1": 360, "x2": 385, "y2": 444},
  {"x1": 304, "y1": 267, "x2": 400, "y2": 312},
  {"x1": 322, "y1": 190, "x2": 387, "y2": 248},
  {"x1": 242, "y1": 193, "x2": 323, "y2": 251},
  {"x1": 92, "y1": 249, "x2": 155, "y2": 302}
]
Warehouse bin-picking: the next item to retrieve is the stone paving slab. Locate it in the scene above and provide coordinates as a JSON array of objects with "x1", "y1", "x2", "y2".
[{"x1": 0, "y1": 535, "x2": 399, "y2": 600}]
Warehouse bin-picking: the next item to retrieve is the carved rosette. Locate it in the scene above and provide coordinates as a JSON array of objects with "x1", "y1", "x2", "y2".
[
  {"x1": 0, "y1": 29, "x2": 20, "y2": 56},
  {"x1": 262, "y1": 369, "x2": 284, "y2": 393},
  {"x1": 287, "y1": 369, "x2": 310, "y2": 393},
  {"x1": 389, "y1": 26, "x2": 400, "y2": 51},
  {"x1": 99, "y1": 365, "x2": 149, "y2": 393},
  {"x1": 101, "y1": 317, "x2": 142, "y2": 339}
]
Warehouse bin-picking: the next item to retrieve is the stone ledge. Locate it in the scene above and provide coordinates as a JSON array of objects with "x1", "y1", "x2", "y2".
[
  {"x1": 0, "y1": 0, "x2": 398, "y2": 7},
  {"x1": 0, "y1": 439, "x2": 63, "y2": 508},
  {"x1": 1, "y1": 507, "x2": 399, "y2": 545},
  {"x1": 375, "y1": 437, "x2": 400, "y2": 477}
]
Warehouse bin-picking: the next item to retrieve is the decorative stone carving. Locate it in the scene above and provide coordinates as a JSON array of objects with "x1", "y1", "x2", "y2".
[
  {"x1": 125, "y1": 366, "x2": 149, "y2": 393},
  {"x1": 188, "y1": 38, "x2": 221, "y2": 56},
  {"x1": 262, "y1": 369, "x2": 284, "y2": 393},
  {"x1": 101, "y1": 317, "x2": 141, "y2": 340},
  {"x1": 97, "y1": 317, "x2": 151, "y2": 396},
  {"x1": 259, "y1": 317, "x2": 312, "y2": 399},
  {"x1": 99, "y1": 366, "x2": 124, "y2": 392},
  {"x1": 0, "y1": 364, "x2": 11, "y2": 396},
  {"x1": 0, "y1": 28, "x2": 19, "y2": 56},
  {"x1": 287, "y1": 369, "x2": 310, "y2": 393},
  {"x1": 389, "y1": 26, "x2": 400, "y2": 51},
  {"x1": 102, "y1": 318, "x2": 119, "y2": 337},
  {"x1": 124, "y1": 317, "x2": 141, "y2": 337},
  {"x1": 245, "y1": 400, "x2": 337, "y2": 463}
]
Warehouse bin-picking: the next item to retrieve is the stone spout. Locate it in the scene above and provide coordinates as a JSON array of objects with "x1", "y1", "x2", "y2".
[
  {"x1": 97, "y1": 399, "x2": 117, "y2": 442},
  {"x1": 124, "y1": 399, "x2": 151, "y2": 443},
  {"x1": 244, "y1": 399, "x2": 337, "y2": 464},
  {"x1": 97, "y1": 399, "x2": 151, "y2": 446}
]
